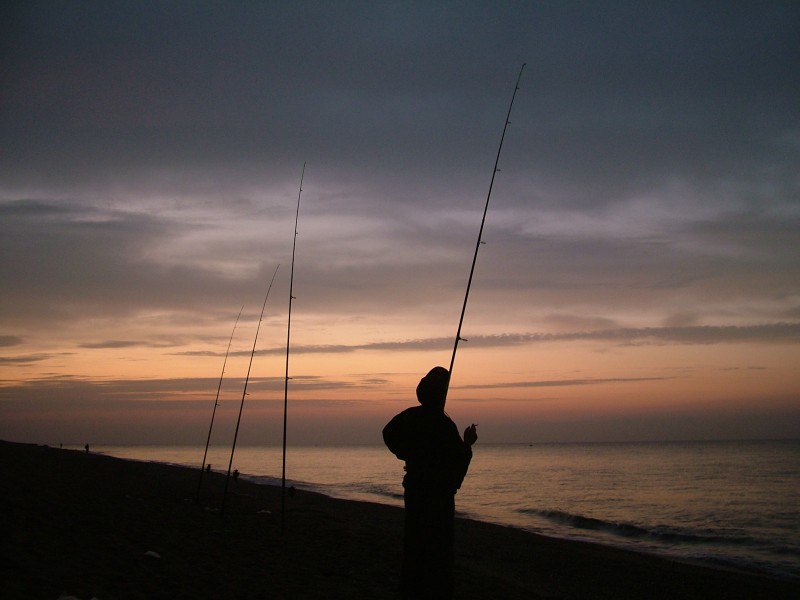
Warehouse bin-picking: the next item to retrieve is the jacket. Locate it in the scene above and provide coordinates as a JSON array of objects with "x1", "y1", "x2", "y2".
[{"x1": 383, "y1": 405, "x2": 472, "y2": 495}]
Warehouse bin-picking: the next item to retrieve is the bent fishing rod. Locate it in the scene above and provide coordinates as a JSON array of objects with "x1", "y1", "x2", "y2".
[
  {"x1": 281, "y1": 162, "x2": 305, "y2": 535},
  {"x1": 220, "y1": 264, "x2": 280, "y2": 517},
  {"x1": 196, "y1": 304, "x2": 244, "y2": 503},
  {"x1": 445, "y1": 63, "x2": 526, "y2": 403}
]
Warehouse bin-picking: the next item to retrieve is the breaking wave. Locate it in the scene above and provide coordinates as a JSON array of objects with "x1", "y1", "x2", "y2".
[{"x1": 519, "y1": 508, "x2": 754, "y2": 546}]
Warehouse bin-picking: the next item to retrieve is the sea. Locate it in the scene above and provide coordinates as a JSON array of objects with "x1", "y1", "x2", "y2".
[{"x1": 92, "y1": 440, "x2": 800, "y2": 582}]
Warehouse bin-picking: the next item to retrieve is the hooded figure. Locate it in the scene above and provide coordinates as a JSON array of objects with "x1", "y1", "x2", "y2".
[{"x1": 383, "y1": 366, "x2": 477, "y2": 599}]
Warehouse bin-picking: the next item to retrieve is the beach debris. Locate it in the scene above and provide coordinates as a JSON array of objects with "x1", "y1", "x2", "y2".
[{"x1": 143, "y1": 550, "x2": 161, "y2": 559}]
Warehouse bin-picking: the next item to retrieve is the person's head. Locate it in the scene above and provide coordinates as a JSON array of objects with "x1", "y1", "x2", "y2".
[{"x1": 416, "y1": 366, "x2": 450, "y2": 410}]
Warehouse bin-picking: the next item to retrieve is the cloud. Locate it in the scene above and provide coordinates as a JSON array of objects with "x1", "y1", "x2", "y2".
[
  {"x1": 0, "y1": 198, "x2": 275, "y2": 328},
  {"x1": 3, "y1": 3, "x2": 797, "y2": 200},
  {"x1": 0, "y1": 353, "x2": 54, "y2": 366},
  {"x1": 243, "y1": 324, "x2": 800, "y2": 355},
  {"x1": 503, "y1": 324, "x2": 800, "y2": 346},
  {"x1": 79, "y1": 340, "x2": 160, "y2": 349},
  {"x1": 1, "y1": 2, "x2": 798, "y2": 444},
  {"x1": 459, "y1": 376, "x2": 674, "y2": 391},
  {"x1": 0, "y1": 373, "x2": 365, "y2": 403},
  {"x1": 2, "y1": 1, "x2": 798, "y2": 334},
  {"x1": 0, "y1": 336, "x2": 23, "y2": 347}
]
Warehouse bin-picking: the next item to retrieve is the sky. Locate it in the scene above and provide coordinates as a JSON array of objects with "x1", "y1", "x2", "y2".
[{"x1": 1, "y1": 1, "x2": 799, "y2": 447}]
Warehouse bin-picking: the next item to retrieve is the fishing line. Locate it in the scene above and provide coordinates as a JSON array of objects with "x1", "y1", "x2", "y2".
[{"x1": 445, "y1": 63, "x2": 526, "y2": 403}]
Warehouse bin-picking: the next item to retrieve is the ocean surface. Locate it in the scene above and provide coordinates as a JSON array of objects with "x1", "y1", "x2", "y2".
[{"x1": 93, "y1": 440, "x2": 800, "y2": 582}]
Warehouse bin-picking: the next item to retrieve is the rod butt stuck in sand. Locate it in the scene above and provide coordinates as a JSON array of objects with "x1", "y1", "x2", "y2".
[
  {"x1": 220, "y1": 265, "x2": 280, "y2": 517},
  {"x1": 196, "y1": 305, "x2": 244, "y2": 503}
]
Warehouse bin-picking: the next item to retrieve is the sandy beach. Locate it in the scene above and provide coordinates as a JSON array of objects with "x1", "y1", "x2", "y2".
[{"x1": 2, "y1": 440, "x2": 797, "y2": 599}]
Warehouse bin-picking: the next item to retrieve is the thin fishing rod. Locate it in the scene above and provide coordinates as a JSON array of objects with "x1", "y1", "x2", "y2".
[
  {"x1": 446, "y1": 63, "x2": 526, "y2": 403},
  {"x1": 220, "y1": 265, "x2": 280, "y2": 517},
  {"x1": 281, "y1": 162, "x2": 305, "y2": 535},
  {"x1": 196, "y1": 304, "x2": 244, "y2": 503}
]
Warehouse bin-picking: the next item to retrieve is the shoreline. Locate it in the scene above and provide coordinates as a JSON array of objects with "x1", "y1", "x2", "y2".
[
  {"x1": 85, "y1": 440, "x2": 799, "y2": 582},
  {"x1": 4, "y1": 439, "x2": 798, "y2": 599}
]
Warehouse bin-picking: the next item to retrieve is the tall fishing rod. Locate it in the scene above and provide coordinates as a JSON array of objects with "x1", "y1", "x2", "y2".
[
  {"x1": 195, "y1": 304, "x2": 244, "y2": 503},
  {"x1": 220, "y1": 265, "x2": 280, "y2": 517},
  {"x1": 445, "y1": 63, "x2": 526, "y2": 403},
  {"x1": 281, "y1": 162, "x2": 305, "y2": 535}
]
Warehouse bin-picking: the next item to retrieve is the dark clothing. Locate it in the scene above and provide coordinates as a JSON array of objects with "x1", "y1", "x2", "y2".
[
  {"x1": 402, "y1": 490, "x2": 455, "y2": 599},
  {"x1": 383, "y1": 406, "x2": 473, "y2": 599},
  {"x1": 383, "y1": 406, "x2": 472, "y2": 494}
]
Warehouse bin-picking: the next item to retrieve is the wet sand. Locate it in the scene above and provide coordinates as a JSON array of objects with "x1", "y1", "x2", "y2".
[{"x1": 2, "y1": 440, "x2": 797, "y2": 599}]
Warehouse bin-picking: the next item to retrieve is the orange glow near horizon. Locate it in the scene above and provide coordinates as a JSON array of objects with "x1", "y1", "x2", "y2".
[{"x1": 4, "y1": 318, "x2": 799, "y2": 446}]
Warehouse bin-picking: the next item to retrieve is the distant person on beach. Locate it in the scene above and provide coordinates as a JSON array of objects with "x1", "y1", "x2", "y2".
[
  {"x1": 383, "y1": 366, "x2": 478, "y2": 600},
  {"x1": 84, "y1": 444, "x2": 90, "y2": 453}
]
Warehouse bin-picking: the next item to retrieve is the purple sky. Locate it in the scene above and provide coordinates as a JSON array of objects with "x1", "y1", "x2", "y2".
[{"x1": 1, "y1": 2, "x2": 799, "y2": 445}]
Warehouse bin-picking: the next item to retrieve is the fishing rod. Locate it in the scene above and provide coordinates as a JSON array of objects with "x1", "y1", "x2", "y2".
[
  {"x1": 281, "y1": 162, "x2": 305, "y2": 535},
  {"x1": 195, "y1": 304, "x2": 244, "y2": 503},
  {"x1": 220, "y1": 265, "x2": 280, "y2": 517},
  {"x1": 445, "y1": 63, "x2": 526, "y2": 403}
]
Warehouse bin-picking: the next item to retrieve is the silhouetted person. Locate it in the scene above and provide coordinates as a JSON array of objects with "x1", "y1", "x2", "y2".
[
  {"x1": 84, "y1": 443, "x2": 89, "y2": 453},
  {"x1": 383, "y1": 366, "x2": 478, "y2": 599}
]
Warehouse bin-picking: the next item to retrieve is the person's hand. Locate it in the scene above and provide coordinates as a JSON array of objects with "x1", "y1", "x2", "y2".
[{"x1": 464, "y1": 424, "x2": 478, "y2": 446}]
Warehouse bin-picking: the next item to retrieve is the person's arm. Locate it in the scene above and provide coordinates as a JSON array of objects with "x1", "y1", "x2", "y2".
[
  {"x1": 451, "y1": 423, "x2": 477, "y2": 490},
  {"x1": 383, "y1": 410, "x2": 411, "y2": 460}
]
